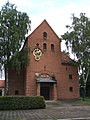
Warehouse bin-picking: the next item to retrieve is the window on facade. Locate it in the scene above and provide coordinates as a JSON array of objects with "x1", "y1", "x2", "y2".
[
  {"x1": 43, "y1": 32, "x2": 47, "y2": 40},
  {"x1": 69, "y1": 87, "x2": 73, "y2": 92},
  {"x1": 44, "y1": 66, "x2": 46, "y2": 70},
  {"x1": 15, "y1": 90, "x2": 19, "y2": 95},
  {"x1": 69, "y1": 74, "x2": 72, "y2": 79},
  {"x1": 51, "y1": 44, "x2": 54, "y2": 51},
  {"x1": 43, "y1": 43, "x2": 47, "y2": 50},
  {"x1": 66, "y1": 67, "x2": 67, "y2": 71}
]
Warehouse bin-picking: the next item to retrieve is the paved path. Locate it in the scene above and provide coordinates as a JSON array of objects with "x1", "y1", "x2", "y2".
[{"x1": 0, "y1": 101, "x2": 90, "y2": 120}]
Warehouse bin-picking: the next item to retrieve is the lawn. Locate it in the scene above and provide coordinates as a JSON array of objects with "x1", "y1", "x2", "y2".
[
  {"x1": 80, "y1": 97, "x2": 90, "y2": 105},
  {"x1": 59, "y1": 97, "x2": 90, "y2": 106}
]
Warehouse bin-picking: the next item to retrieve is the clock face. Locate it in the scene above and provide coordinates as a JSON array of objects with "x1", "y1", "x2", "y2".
[{"x1": 33, "y1": 48, "x2": 42, "y2": 61}]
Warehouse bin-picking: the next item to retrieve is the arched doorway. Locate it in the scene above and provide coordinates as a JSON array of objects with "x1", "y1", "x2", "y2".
[
  {"x1": 40, "y1": 83, "x2": 53, "y2": 100},
  {"x1": 36, "y1": 73, "x2": 57, "y2": 100}
]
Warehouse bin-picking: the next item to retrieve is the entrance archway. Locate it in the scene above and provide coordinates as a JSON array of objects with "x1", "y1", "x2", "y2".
[
  {"x1": 36, "y1": 73, "x2": 57, "y2": 100},
  {"x1": 40, "y1": 83, "x2": 54, "y2": 100},
  {"x1": 40, "y1": 86, "x2": 50, "y2": 100}
]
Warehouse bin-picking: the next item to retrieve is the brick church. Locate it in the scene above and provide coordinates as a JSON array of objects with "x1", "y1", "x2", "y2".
[{"x1": 8, "y1": 20, "x2": 80, "y2": 100}]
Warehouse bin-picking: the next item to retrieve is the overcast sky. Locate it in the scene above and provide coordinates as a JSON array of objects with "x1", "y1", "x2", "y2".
[
  {"x1": 1, "y1": 0, "x2": 90, "y2": 36},
  {"x1": 0, "y1": 0, "x2": 90, "y2": 48},
  {"x1": 0, "y1": 0, "x2": 90, "y2": 79}
]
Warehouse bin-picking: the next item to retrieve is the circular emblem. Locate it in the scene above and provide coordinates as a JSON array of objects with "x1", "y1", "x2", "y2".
[{"x1": 33, "y1": 48, "x2": 42, "y2": 61}]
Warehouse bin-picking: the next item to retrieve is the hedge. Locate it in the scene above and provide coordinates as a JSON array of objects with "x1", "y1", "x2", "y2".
[{"x1": 0, "y1": 96, "x2": 46, "y2": 110}]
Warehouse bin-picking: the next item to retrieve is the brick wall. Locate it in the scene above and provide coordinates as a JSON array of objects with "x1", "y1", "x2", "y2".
[
  {"x1": 8, "y1": 69, "x2": 25, "y2": 95},
  {"x1": 8, "y1": 20, "x2": 80, "y2": 99},
  {"x1": 25, "y1": 20, "x2": 79, "y2": 99}
]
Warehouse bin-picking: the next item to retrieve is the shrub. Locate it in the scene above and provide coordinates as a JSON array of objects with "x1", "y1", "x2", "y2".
[{"x1": 0, "y1": 96, "x2": 46, "y2": 110}]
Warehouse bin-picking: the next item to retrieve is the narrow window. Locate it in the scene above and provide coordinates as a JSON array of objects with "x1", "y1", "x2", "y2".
[
  {"x1": 43, "y1": 43, "x2": 47, "y2": 50},
  {"x1": 66, "y1": 67, "x2": 67, "y2": 71},
  {"x1": 44, "y1": 66, "x2": 46, "y2": 70},
  {"x1": 15, "y1": 90, "x2": 19, "y2": 95},
  {"x1": 69, "y1": 87, "x2": 73, "y2": 92},
  {"x1": 43, "y1": 32, "x2": 47, "y2": 40},
  {"x1": 51, "y1": 44, "x2": 54, "y2": 51},
  {"x1": 69, "y1": 74, "x2": 72, "y2": 79}
]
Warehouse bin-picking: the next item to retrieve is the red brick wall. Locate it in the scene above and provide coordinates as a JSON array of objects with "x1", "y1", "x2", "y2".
[
  {"x1": 58, "y1": 65, "x2": 79, "y2": 99},
  {"x1": 8, "y1": 20, "x2": 80, "y2": 99},
  {"x1": 25, "y1": 20, "x2": 61, "y2": 96},
  {"x1": 25, "y1": 20, "x2": 80, "y2": 99},
  {"x1": 8, "y1": 69, "x2": 25, "y2": 95},
  {"x1": 0, "y1": 80, "x2": 5, "y2": 88}
]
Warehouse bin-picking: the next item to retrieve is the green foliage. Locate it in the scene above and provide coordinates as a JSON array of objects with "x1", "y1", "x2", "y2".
[
  {"x1": 0, "y1": 2, "x2": 31, "y2": 95},
  {"x1": 80, "y1": 97, "x2": 90, "y2": 104},
  {"x1": 62, "y1": 50, "x2": 70, "y2": 56},
  {"x1": 0, "y1": 96, "x2": 46, "y2": 110},
  {"x1": 61, "y1": 13, "x2": 90, "y2": 86},
  {"x1": 0, "y1": 1, "x2": 31, "y2": 71}
]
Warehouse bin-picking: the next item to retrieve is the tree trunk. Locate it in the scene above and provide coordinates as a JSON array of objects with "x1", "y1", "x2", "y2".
[
  {"x1": 4, "y1": 67, "x2": 8, "y2": 96},
  {"x1": 84, "y1": 70, "x2": 89, "y2": 97}
]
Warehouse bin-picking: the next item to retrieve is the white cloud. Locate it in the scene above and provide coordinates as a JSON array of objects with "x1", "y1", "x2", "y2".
[
  {"x1": 1, "y1": 0, "x2": 90, "y2": 36},
  {"x1": 1, "y1": 0, "x2": 90, "y2": 50}
]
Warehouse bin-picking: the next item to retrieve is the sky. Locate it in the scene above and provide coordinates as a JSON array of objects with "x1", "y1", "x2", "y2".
[
  {"x1": 0, "y1": 0, "x2": 90, "y2": 79},
  {"x1": 1, "y1": 0, "x2": 90, "y2": 37}
]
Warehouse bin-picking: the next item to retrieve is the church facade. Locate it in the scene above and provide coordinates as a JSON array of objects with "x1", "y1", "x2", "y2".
[{"x1": 8, "y1": 20, "x2": 80, "y2": 100}]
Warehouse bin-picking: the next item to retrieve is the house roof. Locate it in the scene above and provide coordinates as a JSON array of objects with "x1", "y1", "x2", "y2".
[
  {"x1": 23, "y1": 20, "x2": 75, "y2": 66},
  {"x1": 23, "y1": 19, "x2": 61, "y2": 48},
  {"x1": 61, "y1": 52, "x2": 75, "y2": 65},
  {"x1": 0, "y1": 80, "x2": 5, "y2": 88},
  {"x1": 29, "y1": 19, "x2": 61, "y2": 40}
]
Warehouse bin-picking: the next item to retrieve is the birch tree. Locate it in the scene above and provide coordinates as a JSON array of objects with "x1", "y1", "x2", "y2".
[
  {"x1": 61, "y1": 13, "x2": 90, "y2": 95},
  {"x1": 0, "y1": 2, "x2": 31, "y2": 95}
]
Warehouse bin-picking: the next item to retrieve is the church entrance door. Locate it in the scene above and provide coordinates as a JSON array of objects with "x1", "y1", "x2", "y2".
[{"x1": 40, "y1": 86, "x2": 50, "y2": 100}]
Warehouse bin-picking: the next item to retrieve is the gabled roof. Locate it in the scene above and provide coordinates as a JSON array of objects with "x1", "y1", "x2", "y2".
[
  {"x1": 28, "y1": 19, "x2": 61, "y2": 42},
  {"x1": 23, "y1": 19, "x2": 61, "y2": 49},
  {"x1": 61, "y1": 52, "x2": 76, "y2": 65}
]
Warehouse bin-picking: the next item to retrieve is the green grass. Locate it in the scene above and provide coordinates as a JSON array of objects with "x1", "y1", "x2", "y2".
[
  {"x1": 80, "y1": 97, "x2": 90, "y2": 105},
  {"x1": 60, "y1": 97, "x2": 90, "y2": 105}
]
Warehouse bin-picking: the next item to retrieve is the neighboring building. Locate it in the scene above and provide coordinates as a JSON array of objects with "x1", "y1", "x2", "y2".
[
  {"x1": 8, "y1": 20, "x2": 80, "y2": 100},
  {"x1": 0, "y1": 80, "x2": 5, "y2": 96}
]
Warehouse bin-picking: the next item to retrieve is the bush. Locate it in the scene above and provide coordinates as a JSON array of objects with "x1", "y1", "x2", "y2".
[{"x1": 0, "y1": 96, "x2": 46, "y2": 110}]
